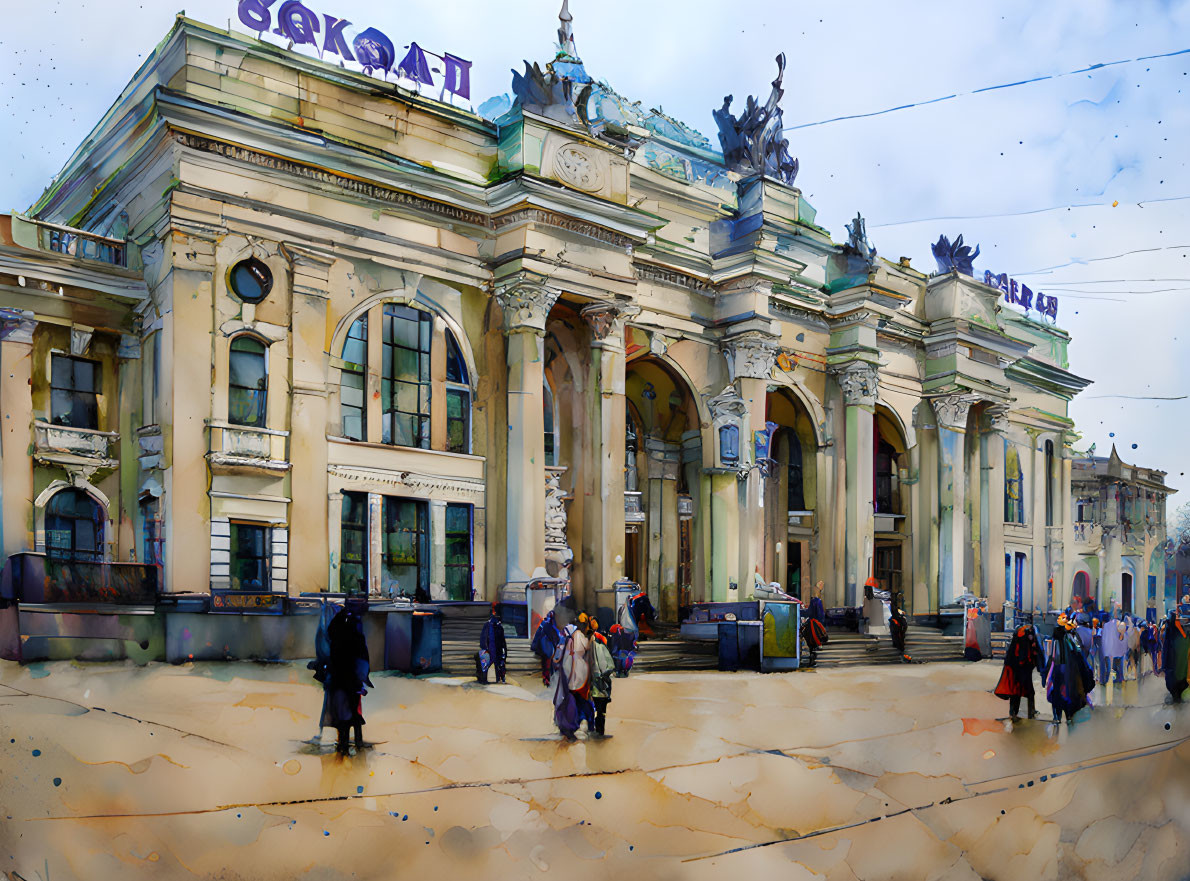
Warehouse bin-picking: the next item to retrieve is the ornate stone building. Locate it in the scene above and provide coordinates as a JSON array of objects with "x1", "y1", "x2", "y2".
[{"x1": 1, "y1": 8, "x2": 1096, "y2": 623}]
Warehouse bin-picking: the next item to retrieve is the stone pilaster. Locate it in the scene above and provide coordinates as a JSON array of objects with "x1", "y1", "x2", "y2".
[
  {"x1": 932, "y1": 393, "x2": 981, "y2": 606},
  {"x1": 831, "y1": 361, "x2": 879, "y2": 606}
]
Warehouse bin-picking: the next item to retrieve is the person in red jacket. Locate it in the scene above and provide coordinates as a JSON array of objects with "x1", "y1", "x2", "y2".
[{"x1": 994, "y1": 623, "x2": 1045, "y2": 719}]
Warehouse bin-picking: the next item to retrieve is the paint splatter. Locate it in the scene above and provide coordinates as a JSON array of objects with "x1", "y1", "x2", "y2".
[
  {"x1": 32, "y1": 749, "x2": 41, "y2": 757},
  {"x1": 52, "y1": 778, "x2": 61, "y2": 787},
  {"x1": 961, "y1": 718, "x2": 1003, "y2": 736},
  {"x1": 595, "y1": 791, "x2": 602, "y2": 799}
]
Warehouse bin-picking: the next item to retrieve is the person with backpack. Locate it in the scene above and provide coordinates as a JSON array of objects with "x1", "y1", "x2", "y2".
[
  {"x1": 531, "y1": 609, "x2": 563, "y2": 687},
  {"x1": 476, "y1": 602, "x2": 507, "y2": 684},
  {"x1": 553, "y1": 613, "x2": 592, "y2": 741},
  {"x1": 587, "y1": 616, "x2": 615, "y2": 737}
]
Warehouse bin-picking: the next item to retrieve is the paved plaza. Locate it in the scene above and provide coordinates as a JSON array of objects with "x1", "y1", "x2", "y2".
[{"x1": 1, "y1": 659, "x2": 1188, "y2": 881}]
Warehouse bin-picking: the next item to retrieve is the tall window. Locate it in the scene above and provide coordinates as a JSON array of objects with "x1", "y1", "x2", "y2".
[
  {"x1": 382, "y1": 305, "x2": 432, "y2": 448},
  {"x1": 382, "y1": 496, "x2": 428, "y2": 599},
  {"x1": 228, "y1": 337, "x2": 267, "y2": 427},
  {"x1": 143, "y1": 332, "x2": 160, "y2": 426},
  {"x1": 45, "y1": 489, "x2": 103, "y2": 561},
  {"x1": 444, "y1": 503, "x2": 473, "y2": 601},
  {"x1": 339, "y1": 316, "x2": 367, "y2": 441},
  {"x1": 230, "y1": 523, "x2": 269, "y2": 590},
  {"x1": 445, "y1": 331, "x2": 470, "y2": 454},
  {"x1": 340, "y1": 491, "x2": 368, "y2": 595},
  {"x1": 1044, "y1": 440, "x2": 1055, "y2": 526},
  {"x1": 50, "y1": 354, "x2": 101, "y2": 429},
  {"x1": 874, "y1": 439, "x2": 899, "y2": 514},
  {"x1": 781, "y1": 429, "x2": 806, "y2": 511},
  {"x1": 625, "y1": 408, "x2": 639, "y2": 491},
  {"x1": 140, "y1": 497, "x2": 163, "y2": 566},
  {"x1": 1005, "y1": 443, "x2": 1024, "y2": 524},
  {"x1": 544, "y1": 381, "x2": 558, "y2": 466}
]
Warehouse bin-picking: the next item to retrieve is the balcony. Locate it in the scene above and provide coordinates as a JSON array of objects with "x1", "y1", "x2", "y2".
[
  {"x1": 0, "y1": 552, "x2": 158, "y2": 606},
  {"x1": 34, "y1": 218, "x2": 126, "y2": 267},
  {"x1": 33, "y1": 421, "x2": 119, "y2": 471},
  {"x1": 624, "y1": 491, "x2": 645, "y2": 523},
  {"x1": 206, "y1": 421, "x2": 290, "y2": 476}
]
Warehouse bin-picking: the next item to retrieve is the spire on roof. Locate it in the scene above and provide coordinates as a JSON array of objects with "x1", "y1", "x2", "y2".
[{"x1": 557, "y1": 0, "x2": 580, "y2": 62}]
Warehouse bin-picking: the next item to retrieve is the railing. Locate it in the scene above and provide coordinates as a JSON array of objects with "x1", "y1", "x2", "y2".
[
  {"x1": 205, "y1": 421, "x2": 290, "y2": 474},
  {"x1": 0, "y1": 552, "x2": 158, "y2": 605},
  {"x1": 33, "y1": 421, "x2": 118, "y2": 463},
  {"x1": 35, "y1": 219, "x2": 126, "y2": 267}
]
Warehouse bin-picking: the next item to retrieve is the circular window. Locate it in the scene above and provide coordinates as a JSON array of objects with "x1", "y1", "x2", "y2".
[{"x1": 228, "y1": 257, "x2": 273, "y2": 303}]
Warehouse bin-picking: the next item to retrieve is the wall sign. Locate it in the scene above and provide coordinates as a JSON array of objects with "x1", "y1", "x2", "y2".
[
  {"x1": 211, "y1": 589, "x2": 286, "y2": 614},
  {"x1": 235, "y1": 1, "x2": 472, "y2": 100},
  {"x1": 983, "y1": 271, "x2": 1058, "y2": 321}
]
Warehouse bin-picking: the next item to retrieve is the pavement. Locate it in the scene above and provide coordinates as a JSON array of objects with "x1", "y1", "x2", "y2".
[{"x1": 1, "y1": 659, "x2": 1188, "y2": 881}]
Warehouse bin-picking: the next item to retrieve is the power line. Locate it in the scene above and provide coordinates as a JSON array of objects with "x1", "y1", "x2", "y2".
[
  {"x1": 784, "y1": 46, "x2": 1190, "y2": 131},
  {"x1": 867, "y1": 195, "x2": 1190, "y2": 230},
  {"x1": 1012, "y1": 245, "x2": 1190, "y2": 277}
]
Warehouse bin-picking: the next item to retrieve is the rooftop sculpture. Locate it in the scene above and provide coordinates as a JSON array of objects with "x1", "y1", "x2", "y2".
[
  {"x1": 845, "y1": 212, "x2": 877, "y2": 265},
  {"x1": 931, "y1": 233, "x2": 980, "y2": 276},
  {"x1": 712, "y1": 53, "x2": 800, "y2": 185}
]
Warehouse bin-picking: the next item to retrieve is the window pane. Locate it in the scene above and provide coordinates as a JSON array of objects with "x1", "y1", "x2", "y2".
[
  {"x1": 342, "y1": 412, "x2": 362, "y2": 442},
  {"x1": 72, "y1": 360, "x2": 95, "y2": 392},
  {"x1": 446, "y1": 389, "x2": 463, "y2": 418},
  {"x1": 340, "y1": 376, "x2": 364, "y2": 407},
  {"x1": 51, "y1": 355, "x2": 72, "y2": 389},
  {"x1": 445, "y1": 332, "x2": 467, "y2": 384},
  {"x1": 445, "y1": 504, "x2": 469, "y2": 532},
  {"x1": 229, "y1": 350, "x2": 265, "y2": 389}
]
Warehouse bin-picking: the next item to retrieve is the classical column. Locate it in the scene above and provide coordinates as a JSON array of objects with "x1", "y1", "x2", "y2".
[
  {"x1": 723, "y1": 332, "x2": 780, "y2": 596},
  {"x1": 932, "y1": 393, "x2": 980, "y2": 606},
  {"x1": 494, "y1": 279, "x2": 559, "y2": 588},
  {"x1": 579, "y1": 302, "x2": 636, "y2": 606},
  {"x1": 0, "y1": 310, "x2": 36, "y2": 559},
  {"x1": 831, "y1": 362, "x2": 879, "y2": 607},
  {"x1": 982, "y1": 406, "x2": 1009, "y2": 610}
]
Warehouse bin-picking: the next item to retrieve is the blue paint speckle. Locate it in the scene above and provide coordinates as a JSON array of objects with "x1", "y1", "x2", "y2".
[
  {"x1": 595, "y1": 791, "x2": 602, "y2": 800},
  {"x1": 236, "y1": 813, "x2": 242, "y2": 819},
  {"x1": 31, "y1": 749, "x2": 40, "y2": 757},
  {"x1": 52, "y1": 778, "x2": 61, "y2": 787},
  {"x1": 1131, "y1": 443, "x2": 1138, "y2": 449},
  {"x1": 403, "y1": 815, "x2": 408, "y2": 821},
  {"x1": 629, "y1": 845, "x2": 634, "y2": 851},
  {"x1": 357, "y1": 786, "x2": 364, "y2": 794},
  {"x1": 433, "y1": 806, "x2": 438, "y2": 812},
  {"x1": 323, "y1": 830, "x2": 330, "y2": 836}
]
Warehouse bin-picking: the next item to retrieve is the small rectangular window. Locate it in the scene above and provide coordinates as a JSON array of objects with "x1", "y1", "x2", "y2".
[
  {"x1": 230, "y1": 523, "x2": 270, "y2": 590},
  {"x1": 382, "y1": 496, "x2": 428, "y2": 599},
  {"x1": 143, "y1": 332, "x2": 160, "y2": 426},
  {"x1": 381, "y1": 306, "x2": 431, "y2": 449},
  {"x1": 340, "y1": 491, "x2": 368, "y2": 595},
  {"x1": 50, "y1": 354, "x2": 101, "y2": 429},
  {"x1": 444, "y1": 503, "x2": 473, "y2": 601},
  {"x1": 340, "y1": 316, "x2": 367, "y2": 441}
]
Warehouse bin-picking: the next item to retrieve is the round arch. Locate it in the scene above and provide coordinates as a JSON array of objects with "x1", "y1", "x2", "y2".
[
  {"x1": 34, "y1": 479, "x2": 113, "y2": 561},
  {"x1": 769, "y1": 374, "x2": 827, "y2": 446}
]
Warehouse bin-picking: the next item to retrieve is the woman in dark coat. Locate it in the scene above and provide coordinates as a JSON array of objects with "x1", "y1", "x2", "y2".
[
  {"x1": 888, "y1": 591, "x2": 909, "y2": 660},
  {"x1": 1162, "y1": 611, "x2": 1189, "y2": 703},
  {"x1": 995, "y1": 624, "x2": 1045, "y2": 718},
  {"x1": 1044, "y1": 614, "x2": 1094, "y2": 724},
  {"x1": 327, "y1": 608, "x2": 372, "y2": 754},
  {"x1": 477, "y1": 603, "x2": 507, "y2": 684}
]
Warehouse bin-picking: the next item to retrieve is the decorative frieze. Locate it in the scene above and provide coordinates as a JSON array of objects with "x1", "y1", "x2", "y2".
[
  {"x1": 931, "y1": 393, "x2": 983, "y2": 431},
  {"x1": 174, "y1": 132, "x2": 490, "y2": 228},
  {"x1": 493, "y1": 207, "x2": 636, "y2": 249},
  {"x1": 493, "y1": 278, "x2": 562, "y2": 332},
  {"x1": 830, "y1": 362, "x2": 879, "y2": 408},
  {"x1": 634, "y1": 262, "x2": 714, "y2": 295},
  {"x1": 723, "y1": 332, "x2": 780, "y2": 381},
  {"x1": 768, "y1": 299, "x2": 829, "y2": 330},
  {"x1": 328, "y1": 464, "x2": 485, "y2": 501}
]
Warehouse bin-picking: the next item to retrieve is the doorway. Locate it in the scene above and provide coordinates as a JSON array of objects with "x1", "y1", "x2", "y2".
[
  {"x1": 1122, "y1": 572, "x2": 1133, "y2": 614},
  {"x1": 624, "y1": 527, "x2": 642, "y2": 587}
]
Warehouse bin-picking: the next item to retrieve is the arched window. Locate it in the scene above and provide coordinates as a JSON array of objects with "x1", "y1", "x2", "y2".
[
  {"x1": 445, "y1": 331, "x2": 470, "y2": 454},
  {"x1": 784, "y1": 428, "x2": 806, "y2": 512},
  {"x1": 228, "y1": 336, "x2": 267, "y2": 427},
  {"x1": 382, "y1": 304, "x2": 431, "y2": 448},
  {"x1": 544, "y1": 381, "x2": 557, "y2": 466},
  {"x1": 874, "y1": 438, "x2": 899, "y2": 514},
  {"x1": 1005, "y1": 443, "x2": 1024, "y2": 524},
  {"x1": 339, "y1": 315, "x2": 367, "y2": 441},
  {"x1": 45, "y1": 489, "x2": 104, "y2": 562}
]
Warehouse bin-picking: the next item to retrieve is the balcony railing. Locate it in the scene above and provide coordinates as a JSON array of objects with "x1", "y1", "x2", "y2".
[
  {"x1": 33, "y1": 421, "x2": 119, "y2": 469},
  {"x1": 0, "y1": 552, "x2": 158, "y2": 605},
  {"x1": 624, "y1": 491, "x2": 645, "y2": 523},
  {"x1": 34, "y1": 219, "x2": 126, "y2": 267},
  {"x1": 206, "y1": 421, "x2": 290, "y2": 476}
]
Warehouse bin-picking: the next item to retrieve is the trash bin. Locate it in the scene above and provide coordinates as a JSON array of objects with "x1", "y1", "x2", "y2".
[
  {"x1": 737, "y1": 620, "x2": 763, "y2": 671},
  {"x1": 595, "y1": 579, "x2": 638, "y2": 632},
  {"x1": 409, "y1": 610, "x2": 441, "y2": 673},
  {"x1": 384, "y1": 606, "x2": 414, "y2": 672},
  {"x1": 717, "y1": 620, "x2": 740, "y2": 671}
]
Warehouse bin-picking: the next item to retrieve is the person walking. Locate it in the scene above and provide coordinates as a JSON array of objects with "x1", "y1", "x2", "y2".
[
  {"x1": 1044, "y1": 613, "x2": 1094, "y2": 725},
  {"x1": 1101, "y1": 615, "x2": 1127, "y2": 684},
  {"x1": 995, "y1": 623, "x2": 1045, "y2": 719},
  {"x1": 588, "y1": 617, "x2": 615, "y2": 737},
  {"x1": 327, "y1": 606, "x2": 373, "y2": 754},
  {"x1": 531, "y1": 608, "x2": 563, "y2": 687},
  {"x1": 889, "y1": 591, "x2": 909, "y2": 662},
  {"x1": 1161, "y1": 610, "x2": 1189, "y2": 704},
  {"x1": 553, "y1": 613, "x2": 592, "y2": 740},
  {"x1": 307, "y1": 599, "x2": 340, "y2": 744},
  {"x1": 476, "y1": 602, "x2": 507, "y2": 684}
]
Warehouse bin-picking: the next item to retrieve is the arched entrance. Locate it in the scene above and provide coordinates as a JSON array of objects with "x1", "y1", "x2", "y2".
[
  {"x1": 1072, "y1": 571, "x2": 1093, "y2": 607},
  {"x1": 873, "y1": 406, "x2": 911, "y2": 608},
  {"x1": 1121, "y1": 572, "x2": 1134, "y2": 615},
  {"x1": 762, "y1": 389, "x2": 818, "y2": 599},
  {"x1": 45, "y1": 488, "x2": 105, "y2": 562},
  {"x1": 625, "y1": 355, "x2": 701, "y2": 621}
]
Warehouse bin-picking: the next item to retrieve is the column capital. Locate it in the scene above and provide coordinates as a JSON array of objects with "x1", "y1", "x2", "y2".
[
  {"x1": 722, "y1": 331, "x2": 781, "y2": 381},
  {"x1": 492, "y1": 276, "x2": 561, "y2": 333},
  {"x1": 985, "y1": 404, "x2": 1012, "y2": 434},
  {"x1": 931, "y1": 393, "x2": 982, "y2": 430},
  {"x1": 829, "y1": 361, "x2": 879, "y2": 408},
  {"x1": 580, "y1": 301, "x2": 640, "y2": 346},
  {"x1": 0, "y1": 308, "x2": 36, "y2": 344}
]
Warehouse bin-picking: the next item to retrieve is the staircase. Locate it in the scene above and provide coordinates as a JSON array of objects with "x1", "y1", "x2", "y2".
[{"x1": 813, "y1": 628, "x2": 966, "y2": 668}]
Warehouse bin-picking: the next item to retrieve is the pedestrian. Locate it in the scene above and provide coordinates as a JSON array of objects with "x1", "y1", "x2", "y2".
[
  {"x1": 476, "y1": 602, "x2": 507, "y2": 684},
  {"x1": 964, "y1": 605, "x2": 991, "y2": 661},
  {"x1": 1091, "y1": 618, "x2": 1108, "y2": 685},
  {"x1": 553, "y1": 613, "x2": 593, "y2": 740},
  {"x1": 995, "y1": 623, "x2": 1045, "y2": 719},
  {"x1": 1044, "y1": 613, "x2": 1094, "y2": 725},
  {"x1": 1147, "y1": 618, "x2": 1163, "y2": 675},
  {"x1": 1101, "y1": 615, "x2": 1127, "y2": 684},
  {"x1": 327, "y1": 606, "x2": 373, "y2": 754},
  {"x1": 608, "y1": 622, "x2": 636, "y2": 677},
  {"x1": 889, "y1": 591, "x2": 909, "y2": 661},
  {"x1": 307, "y1": 599, "x2": 340, "y2": 743},
  {"x1": 809, "y1": 581, "x2": 826, "y2": 625},
  {"x1": 587, "y1": 617, "x2": 615, "y2": 737},
  {"x1": 1161, "y1": 610, "x2": 1189, "y2": 704},
  {"x1": 1125, "y1": 615, "x2": 1142, "y2": 680},
  {"x1": 531, "y1": 608, "x2": 563, "y2": 687},
  {"x1": 627, "y1": 589, "x2": 656, "y2": 639}
]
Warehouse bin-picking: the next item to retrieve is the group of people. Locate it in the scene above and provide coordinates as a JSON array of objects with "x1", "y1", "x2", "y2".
[{"x1": 995, "y1": 604, "x2": 1190, "y2": 724}]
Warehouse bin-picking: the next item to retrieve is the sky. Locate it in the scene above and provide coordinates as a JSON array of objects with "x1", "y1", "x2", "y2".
[{"x1": 2, "y1": 0, "x2": 1189, "y2": 506}]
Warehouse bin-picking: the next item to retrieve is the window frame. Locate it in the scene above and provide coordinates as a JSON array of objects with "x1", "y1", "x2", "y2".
[
  {"x1": 339, "y1": 315, "x2": 368, "y2": 442},
  {"x1": 444, "y1": 330, "x2": 471, "y2": 455},
  {"x1": 1005, "y1": 441, "x2": 1025, "y2": 524},
  {"x1": 227, "y1": 335, "x2": 268, "y2": 428},
  {"x1": 49, "y1": 353, "x2": 102, "y2": 430},
  {"x1": 229, "y1": 521, "x2": 271, "y2": 591},
  {"x1": 140, "y1": 496, "x2": 163, "y2": 567},
  {"x1": 339, "y1": 491, "x2": 368, "y2": 595},
  {"x1": 381, "y1": 305, "x2": 432, "y2": 449},
  {"x1": 381, "y1": 495, "x2": 428, "y2": 599},
  {"x1": 444, "y1": 502, "x2": 474, "y2": 601},
  {"x1": 44, "y1": 488, "x2": 105, "y2": 562}
]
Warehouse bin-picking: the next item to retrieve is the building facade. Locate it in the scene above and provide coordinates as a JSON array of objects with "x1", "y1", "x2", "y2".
[
  {"x1": 1070, "y1": 448, "x2": 1175, "y2": 620},
  {"x1": 1, "y1": 10, "x2": 1098, "y2": 622}
]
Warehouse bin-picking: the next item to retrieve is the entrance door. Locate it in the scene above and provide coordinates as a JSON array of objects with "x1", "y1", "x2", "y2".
[
  {"x1": 624, "y1": 527, "x2": 642, "y2": 587},
  {"x1": 1122, "y1": 572, "x2": 1133, "y2": 614},
  {"x1": 874, "y1": 543, "x2": 903, "y2": 599},
  {"x1": 786, "y1": 542, "x2": 803, "y2": 599}
]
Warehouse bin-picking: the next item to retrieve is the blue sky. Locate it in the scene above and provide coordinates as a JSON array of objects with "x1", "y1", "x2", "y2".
[{"x1": 3, "y1": 0, "x2": 1188, "y2": 506}]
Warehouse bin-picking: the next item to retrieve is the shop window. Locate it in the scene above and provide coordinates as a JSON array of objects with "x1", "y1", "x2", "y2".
[
  {"x1": 1005, "y1": 443, "x2": 1025, "y2": 524},
  {"x1": 340, "y1": 492, "x2": 368, "y2": 595},
  {"x1": 228, "y1": 336, "x2": 267, "y2": 427},
  {"x1": 230, "y1": 523, "x2": 270, "y2": 590},
  {"x1": 444, "y1": 503, "x2": 473, "y2": 601},
  {"x1": 50, "y1": 354, "x2": 101, "y2": 429},
  {"x1": 339, "y1": 315, "x2": 367, "y2": 441},
  {"x1": 45, "y1": 489, "x2": 104, "y2": 562},
  {"x1": 382, "y1": 496, "x2": 428, "y2": 599},
  {"x1": 445, "y1": 331, "x2": 470, "y2": 454},
  {"x1": 719, "y1": 424, "x2": 739, "y2": 466},
  {"x1": 381, "y1": 305, "x2": 431, "y2": 449},
  {"x1": 140, "y1": 497, "x2": 163, "y2": 566}
]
